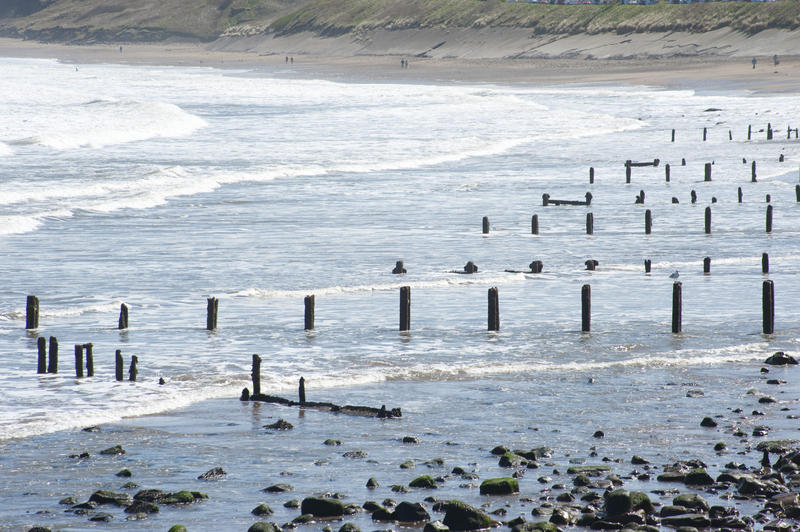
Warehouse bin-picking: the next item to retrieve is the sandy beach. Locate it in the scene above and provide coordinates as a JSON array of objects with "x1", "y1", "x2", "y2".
[{"x1": 1, "y1": 37, "x2": 799, "y2": 93}]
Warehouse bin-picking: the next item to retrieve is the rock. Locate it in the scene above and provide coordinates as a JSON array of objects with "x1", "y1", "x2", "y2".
[
  {"x1": 125, "y1": 500, "x2": 159, "y2": 514},
  {"x1": 604, "y1": 489, "x2": 653, "y2": 515},
  {"x1": 660, "y1": 505, "x2": 688, "y2": 517},
  {"x1": 656, "y1": 472, "x2": 686, "y2": 482},
  {"x1": 673, "y1": 494, "x2": 709, "y2": 512},
  {"x1": 198, "y1": 467, "x2": 226, "y2": 480},
  {"x1": 737, "y1": 476, "x2": 787, "y2": 497},
  {"x1": 714, "y1": 442, "x2": 727, "y2": 451},
  {"x1": 249, "y1": 523, "x2": 283, "y2": 532},
  {"x1": 526, "y1": 523, "x2": 560, "y2": 531},
  {"x1": 394, "y1": 501, "x2": 431, "y2": 522},
  {"x1": 343, "y1": 450, "x2": 367, "y2": 459},
  {"x1": 756, "y1": 441, "x2": 797, "y2": 454},
  {"x1": 573, "y1": 474, "x2": 592, "y2": 486},
  {"x1": 479, "y1": 477, "x2": 519, "y2": 495},
  {"x1": 514, "y1": 447, "x2": 552, "y2": 460},
  {"x1": 372, "y1": 508, "x2": 395, "y2": 521},
  {"x1": 442, "y1": 500, "x2": 493, "y2": 531},
  {"x1": 566, "y1": 465, "x2": 611, "y2": 476},
  {"x1": 265, "y1": 419, "x2": 293, "y2": 430},
  {"x1": 661, "y1": 514, "x2": 711, "y2": 528},
  {"x1": 549, "y1": 507, "x2": 576, "y2": 525},
  {"x1": 284, "y1": 499, "x2": 300, "y2": 508},
  {"x1": 425, "y1": 458, "x2": 445, "y2": 468},
  {"x1": 593, "y1": 431, "x2": 604, "y2": 438},
  {"x1": 168, "y1": 526, "x2": 188, "y2": 532},
  {"x1": 366, "y1": 478, "x2": 379, "y2": 489},
  {"x1": 409, "y1": 475, "x2": 438, "y2": 489},
  {"x1": 392, "y1": 485, "x2": 410, "y2": 493},
  {"x1": 324, "y1": 439, "x2": 342, "y2": 446},
  {"x1": 89, "y1": 512, "x2": 114, "y2": 522},
  {"x1": 100, "y1": 445, "x2": 125, "y2": 455},
  {"x1": 555, "y1": 492, "x2": 574, "y2": 503},
  {"x1": 753, "y1": 426, "x2": 771, "y2": 437},
  {"x1": 116, "y1": 469, "x2": 132, "y2": 478},
  {"x1": 631, "y1": 456, "x2": 649, "y2": 465},
  {"x1": 28, "y1": 528, "x2": 52, "y2": 532},
  {"x1": 89, "y1": 490, "x2": 133, "y2": 506},
  {"x1": 490, "y1": 446, "x2": 509, "y2": 456},
  {"x1": 363, "y1": 501, "x2": 382, "y2": 513},
  {"x1": 759, "y1": 396, "x2": 777, "y2": 404},
  {"x1": 765, "y1": 352, "x2": 798, "y2": 365},
  {"x1": 59, "y1": 496, "x2": 79, "y2": 505},
  {"x1": 684, "y1": 468, "x2": 714, "y2": 485},
  {"x1": 339, "y1": 523, "x2": 361, "y2": 532},
  {"x1": 424, "y1": 520, "x2": 450, "y2": 532},
  {"x1": 400, "y1": 460, "x2": 415, "y2": 469},
  {"x1": 263, "y1": 484, "x2": 294, "y2": 493},
  {"x1": 253, "y1": 503, "x2": 274, "y2": 516},
  {"x1": 301, "y1": 497, "x2": 346, "y2": 518},
  {"x1": 700, "y1": 417, "x2": 717, "y2": 428},
  {"x1": 686, "y1": 390, "x2": 704, "y2": 398},
  {"x1": 403, "y1": 436, "x2": 421, "y2": 444}
]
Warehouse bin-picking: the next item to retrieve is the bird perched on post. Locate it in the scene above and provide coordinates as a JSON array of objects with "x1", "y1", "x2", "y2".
[{"x1": 669, "y1": 271, "x2": 680, "y2": 279}]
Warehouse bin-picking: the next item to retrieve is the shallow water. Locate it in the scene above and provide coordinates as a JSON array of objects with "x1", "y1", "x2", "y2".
[{"x1": 0, "y1": 57, "x2": 799, "y2": 530}]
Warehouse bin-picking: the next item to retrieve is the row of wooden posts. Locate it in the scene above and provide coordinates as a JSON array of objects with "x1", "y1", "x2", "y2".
[
  {"x1": 611, "y1": 155, "x2": 795, "y2": 186},
  {"x1": 670, "y1": 123, "x2": 799, "y2": 143},
  {"x1": 34, "y1": 336, "x2": 138, "y2": 380}
]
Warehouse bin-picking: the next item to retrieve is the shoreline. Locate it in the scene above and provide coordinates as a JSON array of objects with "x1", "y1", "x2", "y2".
[{"x1": 1, "y1": 37, "x2": 800, "y2": 93}]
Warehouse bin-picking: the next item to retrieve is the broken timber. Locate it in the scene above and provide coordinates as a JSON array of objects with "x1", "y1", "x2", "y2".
[{"x1": 542, "y1": 192, "x2": 592, "y2": 206}]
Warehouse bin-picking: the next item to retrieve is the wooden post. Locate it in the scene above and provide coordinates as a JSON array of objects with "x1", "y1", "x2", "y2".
[
  {"x1": 399, "y1": 286, "x2": 410, "y2": 332},
  {"x1": 704, "y1": 162, "x2": 712, "y2": 182},
  {"x1": 763, "y1": 280, "x2": 774, "y2": 334},
  {"x1": 703, "y1": 127, "x2": 707, "y2": 141},
  {"x1": 206, "y1": 297, "x2": 218, "y2": 330},
  {"x1": 691, "y1": 190, "x2": 697, "y2": 204},
  {"x1": 645, "y1": 209, "x2": 652, "y2": 235},
  {"x1": 37, "y1": 337, "x2": 46, "y2": 374},
  {"x1": 762, "y1": 253, "x2": 769, "y2": 274},
  {"x1": 665, "y1": 163, "x2": 670, "y2": 182},
  {"x1": 672, "y1": 281, "x2": 682, "y2": 333},
  {"x1": 392, "y1": 260, "x2": 406, "y2": 274},
  {"x1": 530, "y1": 260, "x2": 543, "y2": 273},
  {"x1": 703, "y1": 256, "x2": 711, "y2": 274},
  {"x1": 74, "y1": 344, "x2": 84, "y2": 378},
  {"x1": 766, "y1": 194, "x2": 771, "y2": 203},
  {"x1": 47, "y1": 336, "x2": 58, "y2": 374},
  {"x1": 589, "y1": 167, "x2": 594, "y2": 184},
  {"x1": 586, "y1": 212, "x2": 593, "y2": 235},
  {"x1": 129, "y1": 355, "x2": 138, "y2": 382},
  {"x1": 299, "y1": 376, "x2": 306, "y2": 404},
  {"x1": 488, "y1": 287, "x2": 499, "y2": 332},
  {"x1": 738, "y1": 187, "x2": 743, "y2": 203},
  {"x1": 26, "y1": 295, "x2": 39, "y2": 329},
  {"x1": 704, "y1": 206, "x2": 711, "y2": 234},
  {"x1": 682, "y1": 158, "x2": 686, "y2": 166},
  {"x1": 84, "y1": 343, "x2": 93, "y2": 377},
  {"x1": 766, "y1": 205, "x2": 773, "y2": 233},
  {"x1": 729, "y1": 130, "x2": 732, "y2": 141},
  {"x1": 767, "y1": 123, "x2": 773, "y2": 140},
  {"x1": 252, "y1": 354, "x2": 261, "y2": 396},
  {"x1": 531, "y1": 214, "x2": 539, "y2": 235},
  {"x1": 482, "y1": 216, "x2": 490, "y2": 234},
  {"x1": 644, "y1": 259, "x2": 651, "y2": 273},
  {"x1": 585, "y1": 259, "x2": 598, "y2": 271},
  {"x1": 581, "y1": 284, "x2": 590, "y2": 333},
  {"x1": 304, "y1": 295, "x2": 315, "y2": 330},
  {"x1": 752, "y1": 161, "x2": 757, "y2": 182},
  {"x1": 118, "y1": 303, "x2": 128, "y2": 329},
  {"x1": 625, "y1": 160, "x2": 631, "y2": 183},
  {"x1": 115, "y1": 349, "x2": 123, "y2": 381},
  {"x1": 671, "y1": 129, "x2": 675, "y2": 142},
  {"x1": 747, "y1": 124, "x2": 752, "y2": 140},
  {"x1": 796, "y1": 184, "x2": 800, "y2": 202}
]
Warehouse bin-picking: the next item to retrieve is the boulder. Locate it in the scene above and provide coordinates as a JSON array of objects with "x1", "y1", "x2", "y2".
[
  {"x1": 134, "y1": 489, "x2": 166, "y2": 502},
  {"x1": 124, "y1": 500, "x2": 159, "y2": 514},
  {"x1": 672, "y1": 494, "x2": 709, "y2": 512},
  {"x1": 338, "y1": 523, "x2": 361, "y2": 532},
  {"x1": 116, "y1": 469, "x2": 132, "y2": 478},
  {"x1": 324, "y1": 439, "x2": 342, "y2": 446},
  {"x1": 499, "y1": 452, "x2": 526, "y2": 468},
  {"x1": 604, "y1": 489, "x2": 653, "y2": 515},
  {"x1": 424, "y1": 521, "x2": 450, "y2": 532},
  {"x1": 660, "y1": 505, "x2": 688, "y2": 517},
  {"x1": 371, "y1": 508, "x2": 395, "y2": 521},
  {"x1": 252, "y1": 503, "x2": 274, "y2": 516},
  {"x1": 89, "y1": 490, "x2": 133, "y2": 506},
  {"x1": 198, "y1": 467, "x2": 226, "y2": 480},
  {"x1": 700, "y1": 417, "x2": 717, "y2": 428},
  {"x1": 161, "y1": 491, "x2": 207, "y2": 504},
  {"x1": 394, "y1": 501, "x2": 431, "y2": 522},
  {"x1": 301, "y1": 497, "x2": 346, "y2": 518},
  {"x1": 168, "y1": 527, "x2": 188, "y2": 532},
  {"x1": 684, "y1": 468, "x2": 714, "y2": 486},
  {"x1": 264, "y1": 419, "x2": 293, "y2": 430},
  {"x1": 479, "y1": 477, "x2": 519, "y2": 496},
  {"x1": 764, "y1": 352, "x2": 798, "y2": 365},
  {"x1": 263, "y1": 484, "x2": 294, "y2": 493},
  {"x1": 660, "y1": 514, "x2": 711, "y2": 528},
  {"x1": 366, "y1": 478, "x2": 379, "y2": 489},
  {"x1": 410, "y1": 475, "x2": 438, "y2": 489},
  {"x1": 248, "y1": 523, "x2": 283, "y2": 532},
  {"x1": 442, "y1": 500, "x2": 493, "y2": 531},
  {"x1": 566, "y1": 465, "x2": 610, "y2": 476},
  {"x1": 100, "y1": 445, "x2": 125, "y2": 455},
  {"x1": 400, "y1": 460, "x2": 415, "y2": 469}
]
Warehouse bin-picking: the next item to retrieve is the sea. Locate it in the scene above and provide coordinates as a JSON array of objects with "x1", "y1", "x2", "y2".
[{"x1": 0, "y1": 56, "x2": 799, "y2": 531}]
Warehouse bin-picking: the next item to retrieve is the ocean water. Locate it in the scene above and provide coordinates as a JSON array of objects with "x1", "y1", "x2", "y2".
[{"x1": 0, "y1": 56, "x2": 799, "y2": 530}]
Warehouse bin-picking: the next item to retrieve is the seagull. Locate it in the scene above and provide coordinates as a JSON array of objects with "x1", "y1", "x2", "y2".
[{"x1": 669, "y1": 270, "x2": 680, "y2": 279}]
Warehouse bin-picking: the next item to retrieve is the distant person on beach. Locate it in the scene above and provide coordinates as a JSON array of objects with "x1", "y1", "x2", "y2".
[
  {"x1": 285, "y1": 56, "x2": 288, "y2": 63},
  {"x1": 774, "y1": 54, "x2": 779, "y2": 66},
  {"x1": 752, "y1": 57, "x2": 757, "y2": 69},
  {"x1": 290, "y1": 57, "x2": 294, "y2": 64}
]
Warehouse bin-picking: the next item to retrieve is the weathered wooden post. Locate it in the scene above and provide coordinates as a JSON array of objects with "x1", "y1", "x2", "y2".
[
  {"x1": 399, "y1": 286, "x2": 410, "y2": 332},
  {"x1": 747, "y1": 125, "x2": 752, "y2": 140},
  {"x1": 74, "y1": 344, "x2": 84, "y2": 378},
  {"x1": 26, "y1": 295, "x2": 39, "y2": 329},
  {"x1": 762, "y1": 253, "x2": 769, "y2": 274},
  {"x1": 644, "y1": 259, "x2": 651, "y2": 273},
  {"x1": 304, "y1": 295, "x2": 315, "y2": 331},
  {"x1": 752, "y1": 161, "x2": 757, "y2": 182},
  {"x1": 581, "y1": 284, "x2": 590, "y2": 333},
  {"x1": 530, "y1": 260, "x2": 543, "y2": 273},
  {"x1": 779, "y1": 154, "x2": 785, "y2": 162},
  {"x1": 682, "y1": 158, "x2": 686, "y2": 166},
  {"x1": 645, "y1": 209, "x2": 652, "y2": 235},
  {"x1": 129, "y1": 355, "x2": 138, "y2": 382},
  {"x1": 703, "y1": 256, "x2": 711, "y2": 274},
  {"x1": 482, "y1": 216, "x2": 490, "y2": 234},
  {"x1": 704, "y1": 162, "x2": 712, "y2": 182},
  {"x1": 672, "y1": 197, "x2": 679, "y2": 204},
  {"x1": 589, "y1": 167, "x2": 594, "y2": 184},
  {"x1": 586, "y1": 212, "x2": 594, "y2": 235},
  {"x1": 625, "y1": 160, "x2": 631, "y2": 183},
  {"x1": 665, "y1": 164, "x2": 670, "y2": 182},
  {"x1": 766, "y1": 194, "x2": 771, "y2": 203},
  {"x1": 531, "y1": 214, "x2": 539, "y2": 235},
  {"x1": 84, "y1": 343, "x2": 93, "y2": 377},
  {"x1": 763, "y1": 280, "x2": 774, "y2": 334},
  {"x1": 704, "y1": 206, "x2": 711, "y2": 234},
  {"x1": 118, "y1": 303, "x2": 128, "y2": 329},
  {"x1": 488, "y1": 287, "x2": 499, "y2": 332},
  {"x1": 766, "y1": 205, "x2": 773, "y2": 233},
  {"x1": 703, "y1": 127, "x2": 707, "y2": 141},
  {"x1": 738, "y1": 187, "x2": 743, "y2": 203},
  {"x1": 542, "y1": 193, "x2": 550, "y2": 206},
  {"x1": 729, "y1": 130, "x2": 732, "y2": 141},
  {"x1": 691, "y1": 190, "x2": 697, "y2": 204},
  {"x1": 767, "y1": 123, "x2": 773, "y2": 140},
  {"x1": 47, "y1": 336, "x2": 58, "y2": 374},
  {"x1": 585, "y1": 259, "x2": 598, "y2": 271},
  {"x1": 299, "y1": 376, "x2": 306, "y2": 404},
  {"x1": 115, "y1": 349, "x2": 123, "y2": 381},
  {"x1": 796, "y1": 184, "x2": 800, "y2": 202},
  {"x1": 251, "y1": 354, "x2": 261, "y2": 396},
  {"x1": 672, "y1": 281, "x2": 682, "y2": 333},
  {"x1": 671, "y1": 129, "x2": 675, "y2": 142},
  {"x1": 37, "y1": 337, "x2": 46, "y2": 374},
  {"x1": 206, "y1": 297, "x2": 218, "y2": 330}
]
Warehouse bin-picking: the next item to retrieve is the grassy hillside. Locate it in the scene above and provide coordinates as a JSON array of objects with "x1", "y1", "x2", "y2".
[{"x1": 2, "y1": 0, "x2": 799, "y2": 43}]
